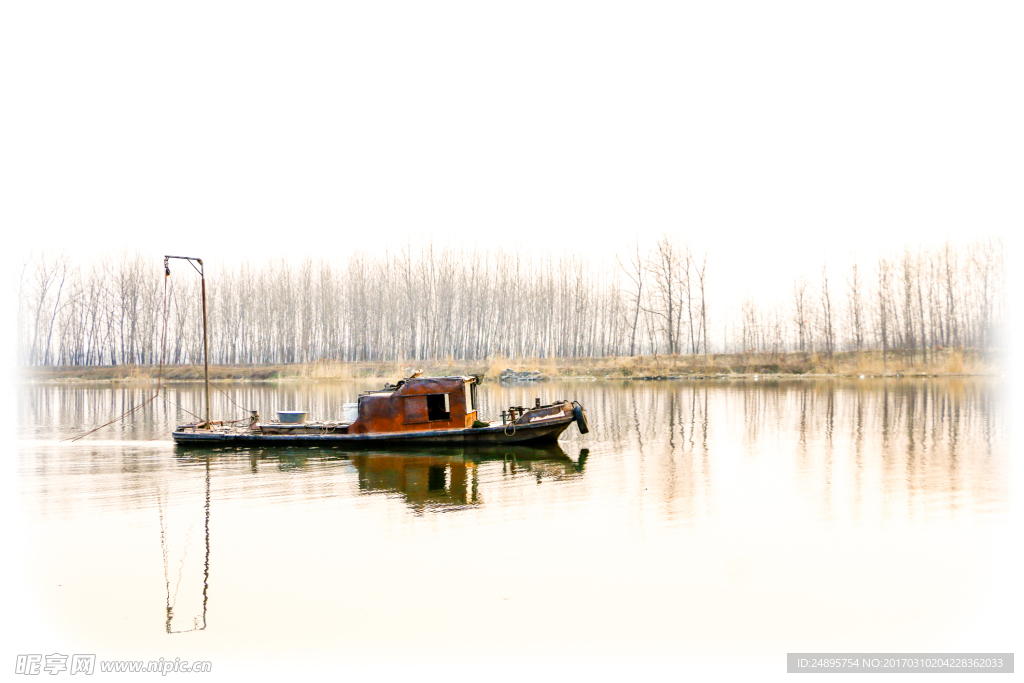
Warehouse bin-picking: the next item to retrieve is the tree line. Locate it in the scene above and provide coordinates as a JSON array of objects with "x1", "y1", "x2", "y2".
[
  {"x1": 732, "y1": 238, "x2": 1005, "y2": 361},
  {"x1": 15, "y1": 237, "x2": 1004, "y2": 367}
]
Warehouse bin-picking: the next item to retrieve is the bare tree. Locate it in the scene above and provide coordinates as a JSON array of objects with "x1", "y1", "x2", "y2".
[
  {"x1": 899, "y1": 247, "x2": 916, "y2": 362},
  {"x1": 647, "y1": 234, "x2": 683, "y2": 354},
  {"x1": 875, "y1": 255, "x2": 892, "y2": 368},
  {"x1": 846, "y1": 256, "x2": 865, "y2": 351},
  {"x1": 616, "y1": 238, "x2": 648, "y2": 356},
  {"x1": 691, "y1": 250, "x2": 709, "y2": 355},
  {"x1": 793, "y1": 275, "x2": 809, "y2": 354},
  {"x1": 820, "y1": 260, "x2": 835, "y2": 358}
]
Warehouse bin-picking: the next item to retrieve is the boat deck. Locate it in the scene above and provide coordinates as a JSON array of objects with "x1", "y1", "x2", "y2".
[{"x1": 173, "y1": 415, "x2": 575, "y2": 446}]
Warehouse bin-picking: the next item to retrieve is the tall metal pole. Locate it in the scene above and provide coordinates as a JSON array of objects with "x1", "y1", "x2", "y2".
[
  {"x1": 165, "y1": 255, "x2": 211, "y2": 429},
  {"x1": 199, "y1": 259, "x2": 210, "y2": 428}
]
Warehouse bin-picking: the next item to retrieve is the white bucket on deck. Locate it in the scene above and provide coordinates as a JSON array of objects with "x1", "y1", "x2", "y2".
[{"x1": 343, "y1": 403, "x2": 358, "y2": 423}]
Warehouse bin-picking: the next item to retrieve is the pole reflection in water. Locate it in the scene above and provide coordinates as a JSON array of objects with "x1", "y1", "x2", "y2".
[{"x1": 157, "y1": 455, "x2": 210, "y2": 634}]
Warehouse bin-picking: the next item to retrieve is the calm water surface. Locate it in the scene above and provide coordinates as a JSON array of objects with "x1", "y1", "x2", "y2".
[{"x1": 11, "y1": 378, "x2": 1013, "y2": 677}]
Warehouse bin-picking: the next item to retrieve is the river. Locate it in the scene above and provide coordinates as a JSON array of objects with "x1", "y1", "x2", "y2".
[{"x1": 9, "y1": 378, "x2": 1013, "y2": 678}]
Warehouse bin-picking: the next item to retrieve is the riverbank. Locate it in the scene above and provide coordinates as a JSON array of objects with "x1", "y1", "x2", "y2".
[{"x1": 19, "y1": 348, "x2": 998, "y2": 383}]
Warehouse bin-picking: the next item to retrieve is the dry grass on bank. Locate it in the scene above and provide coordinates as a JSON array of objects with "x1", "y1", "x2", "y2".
[
  {"x1": 20, "y1": 348, "x2": 998, "y2": 383},
  {"x1": 482, "y1": 347, "x2": 992, "y2": 378}
]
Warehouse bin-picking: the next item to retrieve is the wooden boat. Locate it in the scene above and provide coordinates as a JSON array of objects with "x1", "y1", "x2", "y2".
[
  {"x1": 163, "y1": 255, "x2": 588, "y2": 448},
  {"x1": 172, "y1": 374, "x2": 590, "y2": 446}
]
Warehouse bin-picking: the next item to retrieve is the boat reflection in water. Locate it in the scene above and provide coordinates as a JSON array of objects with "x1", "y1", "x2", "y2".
[
  {"x1": 350, "y1": 445, "x2": 588, "y2": 512},
  {"x1": 217, "y1": 443, "x2": 588, "y2": 512}
]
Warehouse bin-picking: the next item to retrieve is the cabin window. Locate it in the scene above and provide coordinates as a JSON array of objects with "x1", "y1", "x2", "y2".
[
  {"x1": 426, "y1": 393, "x2": 450, "y2": 421},
  {"x1": 464, "y1": 382, "x2": 475, "y2": 413}
]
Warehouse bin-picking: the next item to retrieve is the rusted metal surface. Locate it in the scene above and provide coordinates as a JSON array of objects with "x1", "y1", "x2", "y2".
[{"x1": 352, "y1": 376, "x2": 475, "y2": 434}]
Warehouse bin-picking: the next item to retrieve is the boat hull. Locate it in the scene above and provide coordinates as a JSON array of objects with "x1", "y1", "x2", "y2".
[{"x1": 172, "y1": 415, "x2": 575, "y2": 447}]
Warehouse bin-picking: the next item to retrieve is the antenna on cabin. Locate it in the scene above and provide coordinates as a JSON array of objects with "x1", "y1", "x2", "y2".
[{"x1": 164, "y1": 255, "x2": 211, "y2": 429}]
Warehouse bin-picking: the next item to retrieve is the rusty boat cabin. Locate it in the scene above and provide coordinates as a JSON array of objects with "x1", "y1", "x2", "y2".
[{"x1": 172, "y1": 375, "x2": 589, "y2": 446}]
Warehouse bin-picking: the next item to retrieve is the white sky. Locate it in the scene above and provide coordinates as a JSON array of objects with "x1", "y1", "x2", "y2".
[{"x1": 2, "y1": 1, "x2": 1020, "y2": 311}]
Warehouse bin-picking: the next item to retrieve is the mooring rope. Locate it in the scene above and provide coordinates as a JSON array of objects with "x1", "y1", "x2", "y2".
[
  {"x1": 65, "y1": 268, "x2": 172, "y2": 442},
  {"x1": 182, "y1": 355, "x2": 248, "y2": 416}
]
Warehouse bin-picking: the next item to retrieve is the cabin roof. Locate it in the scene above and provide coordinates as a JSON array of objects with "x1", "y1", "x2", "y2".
[
  {"x1": 359, "y1": 375, "x2": 476, "y2": 399},
  {"x1": 409, "y1": 375, "x2": 475, "y2": 381}
]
